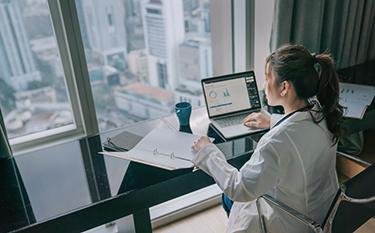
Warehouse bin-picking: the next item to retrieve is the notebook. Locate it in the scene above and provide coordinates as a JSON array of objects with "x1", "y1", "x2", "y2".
[{"x1": 201, "y1": 71, "x2": 268, "y2": 139}]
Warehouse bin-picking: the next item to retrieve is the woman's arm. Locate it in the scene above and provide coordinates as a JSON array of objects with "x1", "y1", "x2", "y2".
[{"x1": 191, "y1": 140, "x2": 280, "y2": 202}]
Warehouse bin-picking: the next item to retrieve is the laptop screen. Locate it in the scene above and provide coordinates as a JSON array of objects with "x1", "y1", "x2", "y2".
[{"x1": 202, "y1": 71, "x2": 260, "y2": 117}]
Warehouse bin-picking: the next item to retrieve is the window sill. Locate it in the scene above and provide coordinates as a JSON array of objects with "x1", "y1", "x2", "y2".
[
  {"x1": 10, "y1": 125, "x2": 86, "y2": 156},
  {"x1": 150, "y1": 184, "x2": 223, "y2": 229}
]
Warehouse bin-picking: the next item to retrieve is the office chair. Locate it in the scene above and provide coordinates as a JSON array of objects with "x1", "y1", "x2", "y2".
[
  {"x1": 0, "y1": 108, "x2": 12, "y2": 158},
  {"x1": 256, "y1": 163, "x2": 375, "y2": 233}
]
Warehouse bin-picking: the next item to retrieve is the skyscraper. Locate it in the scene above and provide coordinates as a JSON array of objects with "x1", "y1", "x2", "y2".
[
  {"x1": 128, "y1": 49, "x2": 148, "y2": 82},
  {"x1": 178, "y1": 37, "x2": 212, "y2": 82},
  {"x1": 0, "y1": 0, "x2": 41, "y2": 91},
  {"x1": 202, "y1": 1, "x2": 210, "y2": 33},
  {"x1": 80, "y1": 0, "x2": 127, "y2": 71},
  {"x1": 124, "y1": 0, "x2": 136, "y2": 18},
  {"x1": 141, "y1": 0, "x2": 185, "y2": 91},
  {"x1": 124, "y1": 0, "x2": 145, "y2": 52},
  {"x1": 175, "y1": 37, "x2": 212, "y2": 107}
]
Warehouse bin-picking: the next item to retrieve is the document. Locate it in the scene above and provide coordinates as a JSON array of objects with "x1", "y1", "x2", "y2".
[
  {"x1": 100, "y1": 128, "x2": 211, "y2": 170},
  {"x1": 339, "y1": 83, "x2": 375, "y2": 119}
]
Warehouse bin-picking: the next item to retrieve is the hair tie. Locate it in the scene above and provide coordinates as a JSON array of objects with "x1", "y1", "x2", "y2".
[{"x1": 312, "y1": 55, "x2": 318, "y2": 64}]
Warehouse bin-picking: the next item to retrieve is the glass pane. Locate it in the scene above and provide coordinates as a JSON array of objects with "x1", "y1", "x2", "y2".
[
  {"x1": 76, "y1": 0, "x2": 212, "y2": 132},
  {"x1": 0, "y1": 0, "x2": 74, "y2": 139}
]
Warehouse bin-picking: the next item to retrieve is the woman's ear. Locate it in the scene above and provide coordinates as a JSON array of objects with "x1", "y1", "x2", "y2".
[{"x1": 280, "y1": 80, "x2": 290, "y2": 96}]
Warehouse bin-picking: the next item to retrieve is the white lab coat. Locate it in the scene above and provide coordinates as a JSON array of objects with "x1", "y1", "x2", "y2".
[{"x1": 191, "y1": 104, "x2": 339, "y2": 233}]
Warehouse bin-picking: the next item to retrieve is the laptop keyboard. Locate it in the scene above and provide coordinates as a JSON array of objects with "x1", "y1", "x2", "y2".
[{"x1": 215, "y1": 113, "x2": 250, "y2": 128}]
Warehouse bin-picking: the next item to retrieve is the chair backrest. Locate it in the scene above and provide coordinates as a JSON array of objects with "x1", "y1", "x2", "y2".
[
  {"x1": 323, "y1": 163, "x2": 375, "y2": 232},
  {"x1": 0, "y1": 108, "x2": 12, "y2": 158}
]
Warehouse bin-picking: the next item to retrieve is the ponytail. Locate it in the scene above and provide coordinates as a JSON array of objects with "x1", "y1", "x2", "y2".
[
  {"x1": 267, "y1": 44, "x2": 346, "y2": 145},
  {"x1": 315, "y1": 55, "x2": 346, "y2": 145}
]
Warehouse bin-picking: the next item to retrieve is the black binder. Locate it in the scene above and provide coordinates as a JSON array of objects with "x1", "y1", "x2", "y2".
[{"x1": 103, "y1": 130, "x2": 143, "y2": 152}]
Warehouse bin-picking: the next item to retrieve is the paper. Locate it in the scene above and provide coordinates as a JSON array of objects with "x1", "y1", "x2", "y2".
[
  {"x1": 100, "y1": 128, "x2": 213, "y2": 170},
  {"x1": 339, "y1": 83, "x2": 375, "y2": 119}
]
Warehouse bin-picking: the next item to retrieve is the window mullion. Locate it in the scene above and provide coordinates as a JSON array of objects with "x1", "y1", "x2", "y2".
[{"x1": 53, "y1": 0, "x2": 99, "y2": 136}]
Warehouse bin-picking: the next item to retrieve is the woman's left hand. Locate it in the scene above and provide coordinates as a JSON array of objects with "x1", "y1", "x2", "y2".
[{"x1": 191, "y1": 136, "x2": 212, "y2": 151}]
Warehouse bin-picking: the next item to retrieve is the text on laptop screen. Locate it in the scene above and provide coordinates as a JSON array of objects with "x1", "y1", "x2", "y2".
[{"x1": 203, "y1": 75, "x2": 260, "y2": 117}]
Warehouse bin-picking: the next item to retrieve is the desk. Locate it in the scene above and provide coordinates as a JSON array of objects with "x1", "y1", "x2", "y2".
[
  {"x1": 0, "y1": 107, "x2": 261, "y2": 233},
  {"x1": 335, "y1": 61, "x2": 375, "y2": 178}
]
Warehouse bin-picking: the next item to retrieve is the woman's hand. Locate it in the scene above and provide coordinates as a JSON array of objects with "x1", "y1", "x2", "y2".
[
  {"x1": 243, "y1": 112, "x2": 271, "y2": 129},
  {"x1": 191, "y1": 135, "x2": 212, "y2": 151}
]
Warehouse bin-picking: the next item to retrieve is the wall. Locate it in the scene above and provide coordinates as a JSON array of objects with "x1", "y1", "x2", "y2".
[
  {"x1": 253, "y1": 0, "x2": 274, "y2": 89},
  {"x1": 210, "y1": 0, "x2": 233, "y2": 76}
]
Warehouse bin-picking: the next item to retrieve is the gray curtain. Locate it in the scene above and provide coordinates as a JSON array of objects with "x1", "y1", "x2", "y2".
[
  {"x1": 270, "y1": 0, "x2": 375, "y2": 69},
  {"x1": 0, "y1": 108, "x2": 12, "y2": 158}
]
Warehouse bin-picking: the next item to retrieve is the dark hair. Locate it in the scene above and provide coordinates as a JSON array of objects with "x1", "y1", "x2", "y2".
[{"x1": 266, "y1": 44, "x2": 346, "y2": 145}]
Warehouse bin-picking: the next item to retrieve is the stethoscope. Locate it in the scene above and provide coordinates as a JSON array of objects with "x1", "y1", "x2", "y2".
[{"x1": 273, "y1": 105, "x2": 313, "y2": 128}]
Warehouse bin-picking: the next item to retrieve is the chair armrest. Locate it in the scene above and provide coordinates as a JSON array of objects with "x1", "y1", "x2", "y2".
[
  {"x1": 256, "y1": 194, "x2": 323, "y2": 233},
  {"x1": 341, "y1": 192, "x2": 375, "y2": 204}
]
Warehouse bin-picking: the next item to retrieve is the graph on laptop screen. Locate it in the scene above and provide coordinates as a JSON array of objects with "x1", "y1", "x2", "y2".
[{"x1": 203, "y1": 75, "x2": 260, "y2": 117}]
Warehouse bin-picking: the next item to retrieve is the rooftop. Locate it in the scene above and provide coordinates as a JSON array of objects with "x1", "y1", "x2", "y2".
[{"x1": 119, "y1": 82, "x2": 174, "y2": 101}]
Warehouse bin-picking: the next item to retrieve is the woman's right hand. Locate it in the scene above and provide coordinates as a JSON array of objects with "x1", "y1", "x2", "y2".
[
  {"x1": 243, "y1": 112, "x2": 270, "y2": 129},
  {"x1": 191, "y1": 135, "x2": 212, "y2": 151}
]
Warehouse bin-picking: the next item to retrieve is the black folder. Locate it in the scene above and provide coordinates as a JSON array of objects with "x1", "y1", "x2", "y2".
[{"x1": 103, "y1": 130, "x2": 143, "y2": 152}]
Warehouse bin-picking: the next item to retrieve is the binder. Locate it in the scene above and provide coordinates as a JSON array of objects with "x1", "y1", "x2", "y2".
[
  {"x1": 100, "y1": 128, "x2": 212, "y2": 170},
  {"x1": 339, "y1": 82, "x2": 375, "y2": 119},
  {"x1": 103, "y1": 130, "x2": 143, "y2": 152}
]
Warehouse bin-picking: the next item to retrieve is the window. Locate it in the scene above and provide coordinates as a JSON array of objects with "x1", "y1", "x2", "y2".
[
  {"x1": 76, "y1": 0, "x2": 213, "y2": 132},
  {"x1": 146, "y1": 8, "x2": 161, "y2": 14},
  {"x1": 157, "y1": 62, "x2": 168, "y2": 88},
  {"x1": 0, "y1": 0, "x2": 75, "y2": 140},
  {"x1": 0, "y1": 0, "x2": 245, "y2": 228},
  {"x1": 1, "y1": 0, "x2": 236, "y2": 153}
]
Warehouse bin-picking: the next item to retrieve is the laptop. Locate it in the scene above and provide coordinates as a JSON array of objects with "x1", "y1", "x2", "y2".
[{"x1": 201, "y1": 71, "x2": 268, "y2": 139}]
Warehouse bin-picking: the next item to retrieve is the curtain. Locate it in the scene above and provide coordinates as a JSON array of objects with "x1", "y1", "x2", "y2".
[
  {"x1": 0, "y1": 108, "x2": 12, "y2": 158},
  {"x1": 270, "y1": 0, "x2": 375, "y2": 69}
]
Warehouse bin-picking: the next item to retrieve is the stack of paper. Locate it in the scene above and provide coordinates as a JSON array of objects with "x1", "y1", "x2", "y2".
[
  {"x1": 100, "y1": 128, "x2": 211, "y2": 170},
  {"x1": 339, "y1": 83, "x2": 375, "y2": 119}
]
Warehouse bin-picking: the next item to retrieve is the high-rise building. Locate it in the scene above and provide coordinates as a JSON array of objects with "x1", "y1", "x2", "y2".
[
  {"x1": 202, "y1": 1, "x2": 210, "y2": 33},
  {"x1": 187, "y1": 0, "x2": 210, "y2": 35},
  {"x1": 124, "y1": 0, "x2": 136, "y2": 18},
  {"x1": 183, "y1": 0, "x2": 194, "y2": 15},
  {"x1": 175, "y1": 37, "x2": 212, "y2": 107},
  {"x1": 80, "y1": 0, "x2": 127, "y2": 71},
  {"x1": 125, "y1": 13, "x2": 145, "y2": 52},
  {"x1": 178, "y1": 37, "x2": 212, "y2": 81},
  {"x1": 30, "y1": 37, "x2": 64, "y2": 79},
  {"x1": 174, "y1": 80, "x2": 203, "y2": 108},
  {"x1": 0, "y1": 0, "x2": 41, "y2": 91},
  {"x1": 141, "y1": 0, "x2": 185, "y2": 91},
  {"x1": 75, "y1": 0, "x2": 90, "y2": 49},
  {"x1": 114, "y1": 82, "x2": 174, "y2": 119},
  {"x1": 128, "y1": 49, "x2": 148, "y2": 82}
]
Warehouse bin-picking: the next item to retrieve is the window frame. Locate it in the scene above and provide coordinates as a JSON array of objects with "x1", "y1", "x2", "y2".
[
  {"x1": 232, "y1": 0, "x2": 254, "y2": 72},
  {"x1": 9, "y1": 0, "x2": 99, "y2": 154}
]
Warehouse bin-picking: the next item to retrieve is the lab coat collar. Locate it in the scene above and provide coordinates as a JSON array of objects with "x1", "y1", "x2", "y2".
[
  {"x1": 276, "y1": 103, "x2": 331, "y2": 138},
  {"x1": 286, "y1": 102, "x2": 322, "y2": 123}
]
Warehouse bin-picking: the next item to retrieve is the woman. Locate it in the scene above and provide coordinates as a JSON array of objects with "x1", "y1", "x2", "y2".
[{"x1": 191, "y1": 44, "x2": 345, "y2": 232}]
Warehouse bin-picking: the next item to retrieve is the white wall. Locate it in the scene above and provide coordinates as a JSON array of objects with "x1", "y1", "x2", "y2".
[
  {"x1": 254, "y1": 0, "x2": 275, "y2": 89},
  {"x1": 232, "y1": 0, "x2": 275, "y2": 90}
]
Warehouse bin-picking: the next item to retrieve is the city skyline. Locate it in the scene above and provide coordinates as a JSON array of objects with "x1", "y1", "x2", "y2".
[
  {"x1": 0, "y1": 0, "x2": 42, "y2": 91},
  {"x1": 0, "y1": 0, "x2": 213, "y2": 138}
]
